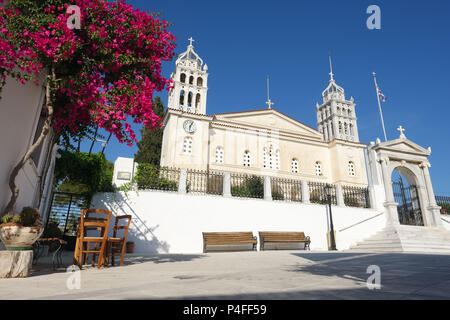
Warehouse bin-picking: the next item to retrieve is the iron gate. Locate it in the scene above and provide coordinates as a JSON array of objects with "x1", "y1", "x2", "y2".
[
  {"x1": 45, "y1": 192, "x2": 89, "y2": 249},
  {"x1": 392, "y1": 179, "x2": 424, "y2": 226}
]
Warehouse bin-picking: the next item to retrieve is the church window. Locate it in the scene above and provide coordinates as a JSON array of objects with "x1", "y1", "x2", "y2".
[
  {"x1": 187, "y1": 92, "x2": 193, "y2": 108},
  {"x1": 291, "y1": 159, "x2": 299, "y2": 173},
  {"x1": 263, "y1": 148, "x2": 268, "y2": 168},
  {"x1": 179, "y1": 90, "x2": 185, "y2": 106},
  {"x1": 338, "y1": 122, "x2": 343, "y2": 134},
  {"x1": 344, "y1": 122, "x2": 348, "y2": 135},
  {"x1": 215, "y1": 147, "x2": 224, "y2": 164},
  {"x1": 189, "y1": 75, "x2": 194, "y2": 84},
  {"x1": 348, "y1": 161, "x2": 355, "y2": 176},
  {"x1": 197, "y1": 77, "x2": 203, "y2": 87},
  {"x1": 315, "y1": 162, "x2": 323, "y2": 176},
  {"x1": 337, "y1": 107, "x2": 341, "y2": 115},
  {"x1": 349, "y1": 124, "x2": 354, "y2": 136},
  {"x1": 183, "y1": 137, "x2": 193, "y2": 155},
  {"x1": 195, "y1": 93, "x2": 201, "y2": 109},
  {"x1": 243, "y1": 151, "x2": 251, "y2": 167},
  {"x1": 180, "y1": 73, "x2": 186, "y2": 83},
  {"x1": 348, "y1": 109, "x2": 352, "y2": 117},
  {"x1": 275, "y1": 149, "x2": 280, "y2": 170}
]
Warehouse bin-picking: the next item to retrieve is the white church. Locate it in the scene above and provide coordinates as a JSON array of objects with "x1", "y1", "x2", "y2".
[{"x1": 105, "y1": 39, "x2": 450, "y2": 254}]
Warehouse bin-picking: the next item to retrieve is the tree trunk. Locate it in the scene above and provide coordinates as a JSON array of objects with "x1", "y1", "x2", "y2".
[{"x1": 2, "y1": 69, "x2": 55, "y2": 216}]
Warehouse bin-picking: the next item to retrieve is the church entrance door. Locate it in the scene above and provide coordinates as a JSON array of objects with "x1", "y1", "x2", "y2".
[{"x1": 392, "y1": 178, "x2": 424, "y2": 226}]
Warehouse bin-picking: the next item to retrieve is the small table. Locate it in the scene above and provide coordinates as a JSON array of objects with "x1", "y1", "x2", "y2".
[{"x1": 33, "y1": 238, "x2": 67, "y2": 270}]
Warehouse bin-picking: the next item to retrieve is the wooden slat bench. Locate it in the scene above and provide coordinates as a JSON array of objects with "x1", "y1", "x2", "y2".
[
  {"x1": 259, "y1": 232, "x2": 311, "y2": 251},
  {"x1": 203, "y1": 232, "x2": 257, "y2": 253}
]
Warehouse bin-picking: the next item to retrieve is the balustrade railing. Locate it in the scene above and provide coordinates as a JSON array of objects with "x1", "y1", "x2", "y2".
[
  {"x1": 342, "y1": 185, "x2": 370, "y2": 208},
  {"x1": 230, "y1": 173, "x2": 264, "y2": 199},
  {"x1": 186, "y1": 169, "x2": 223, "y2": 195},
  {"x1": 307, "y1": 181, "x2": 337, "y2": 205},
  {"x1": 271, "y1": 177, "x2": 302, "y2": 202}
]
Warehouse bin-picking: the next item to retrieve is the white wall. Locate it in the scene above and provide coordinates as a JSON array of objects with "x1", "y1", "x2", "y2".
[
  {"x1": 91, "y1": 190, "x2": 386, "y2": 254},
  {"x1": 113, "y1": 157, "x2": 137, "y2": 188},
  {"x1": 0, "y1": 75, "x2": 50, "y2": 214}
]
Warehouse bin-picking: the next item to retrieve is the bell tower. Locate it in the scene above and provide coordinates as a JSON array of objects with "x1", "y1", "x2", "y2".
[
  {"x1": 316, "y1": 56, "x2": 360, "y2": 142},
  {"x1": 167, "y1": 37, "x2": 209, "y2": 114}
]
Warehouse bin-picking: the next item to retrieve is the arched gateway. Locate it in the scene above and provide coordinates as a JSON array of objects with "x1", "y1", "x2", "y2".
[{"x1": 366, "y1": 127, "x2": 443, "y2": 229}]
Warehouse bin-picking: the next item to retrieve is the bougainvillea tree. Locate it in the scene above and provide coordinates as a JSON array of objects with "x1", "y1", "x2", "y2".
[{"x1": 0, "y1": 0, "x2": 176, "y2": 215}]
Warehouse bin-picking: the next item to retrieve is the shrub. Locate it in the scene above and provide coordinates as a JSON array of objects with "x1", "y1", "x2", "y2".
[
  {"x1": 231, "y1": 176, "x2": 264, "y2": 198},
  {"x1": 135, "y1": 164, "x2": 178, "y2": 190}
]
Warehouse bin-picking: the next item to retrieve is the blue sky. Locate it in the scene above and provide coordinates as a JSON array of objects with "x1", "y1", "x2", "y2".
[{"x1": 83, "y1": 0, "x2": 450, "y2": 194}]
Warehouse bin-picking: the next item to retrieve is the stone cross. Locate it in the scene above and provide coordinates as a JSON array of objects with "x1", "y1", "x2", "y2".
[
  {"x1": 188, "y1": 37, "x2": 195, "y2": 46},
  {"x1": 265, "y1": 98, "x2": 274, "y2": 109},
  {"x1": 397, "y1": 125, "x2": 406, "y2": 138}
]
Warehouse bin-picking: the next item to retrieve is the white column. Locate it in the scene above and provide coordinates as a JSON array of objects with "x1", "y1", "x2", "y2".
[
  {"x1": 301, "y1": 180, "x2": 310, "y2": 204},
  {"x1": 336, "y1": 184, "x2": 345, "y2": 207},
  {"x1": 223, "y1": 172, "x2": 231, "y2": 198},
  {"x1": 178, "y1": 169, "x2": 187, "y2": 194},
  {"x1": 380, "y1": 157, "x2": 400, "y2": 226},
  {"x1": 421, "y1": 162, "x2": 444, "y2": 228},
  {"x1": 264, "y1": 176, "x2": 272, "y2": 201}
]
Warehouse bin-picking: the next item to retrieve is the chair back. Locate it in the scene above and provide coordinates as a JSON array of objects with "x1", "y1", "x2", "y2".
[
  {"x1": 112, "y1": 215, "x2": 132, "y2": 240},
  {"x1": 79, "y1": 209, "x2": 112, "y2": 239}
]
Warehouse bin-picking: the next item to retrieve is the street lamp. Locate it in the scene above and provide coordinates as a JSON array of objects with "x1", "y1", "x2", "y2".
[{"x1": 324, "y1": 184, "x2": 337, "y2": 251}]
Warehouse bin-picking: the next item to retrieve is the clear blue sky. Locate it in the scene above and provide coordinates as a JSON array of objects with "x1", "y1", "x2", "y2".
[{"x1": 81, "y1": 0, "x2": 450, "y2": 195}]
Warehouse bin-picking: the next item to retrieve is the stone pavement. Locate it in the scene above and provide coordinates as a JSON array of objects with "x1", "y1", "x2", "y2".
[{"x1": 1, "y1": 250, "x2": 450, "y2": 299}]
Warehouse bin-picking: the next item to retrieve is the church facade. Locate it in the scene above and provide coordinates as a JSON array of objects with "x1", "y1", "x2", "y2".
[{"x1": 160, "y1": 40, "x2": 368, "y2": 187}]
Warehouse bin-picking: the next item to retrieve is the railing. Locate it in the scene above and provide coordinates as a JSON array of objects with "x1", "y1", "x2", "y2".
[
  {"x1": 436, "y1": 195, "x2": 450, "y2": 215},
  {"x1": 230, "y1": 173, "x2": 264, "y2": 199},
  {"x1": 186, "y1": 169, "x2": 223, "y2": 195},
  {"x1": 307, "y1": 181, "x2": 337, "y2": 205},
  {"x1": 135, "y1": 165, "x2": 179, "y2": 192},
  {"x1": 271, "y1": 177, "x2": 302, "y2": 202},
  {"x1": 342, "y1": 185, "x2": 371, "y2": 208}
]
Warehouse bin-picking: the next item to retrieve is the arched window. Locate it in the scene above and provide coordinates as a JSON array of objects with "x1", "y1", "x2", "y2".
[
  {"x1": 263, "y1": 148, "x2": 268, "y2": 168},
  {"x1": 344, "y1": 122, "x2": 348, "y2": 135},
  {"x1": 275, "y1": 149, "x2": 280, "y2": 170},
  {"x1": 243, "y1": 151, "x2": 251, "y2": 167},
  {"x1": 189, "y1": 75, "x2": 194, "y2": 84},
  {"x1": 183, "y1": 137, "x2": 192, "y2": 155},
  {"x1": 315, "y1": 161, "x2": 323, "y2": 176},
  {"x1": 195, "y1": 93, "x2": 201, "y2": 109},
  {"x1": 180, "y1": 73, "x2": 186, "y2": 83},
  {"x1": 187, "y1": 92, "x2": 193, "y2": 108},
  {"x1": 179, "y1": 90, "x2": 185, "y2": 106},
  {"x1": 349, "y1": 123, "x2": 354, "y2": 136},
  {"x1": 215, "y1": 147, "x2": 224, "y2": 164},
  {"x1": 291, "y1": 159, "x2": 299, "y2": 173},
  {"x1": 348, "y1": 161, "x2": 355, "y2": 176},
  {"x1": 330, "y1": 122, "x2": 334, "y2": 136},
  {"x1": 337, "y1": 107, "x2": 341, "y2": 115},
  {"x1": 197, "y1": 77, "x2": 203, "y2": 87},
  {"x1": 338, "y1": 122, "x2": 343, "y2": 134},
  {"x1": 348, "y1": 109, "x2": 352, "y2": 117}
]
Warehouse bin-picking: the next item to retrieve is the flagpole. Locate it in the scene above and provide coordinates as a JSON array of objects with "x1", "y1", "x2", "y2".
[{"x1": 373, "y1": 72, "x2": 388, "y2": 142}]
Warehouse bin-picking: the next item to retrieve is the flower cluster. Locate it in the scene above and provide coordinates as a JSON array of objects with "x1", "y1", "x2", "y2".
[{"x1": 0, "y1": 0, "x2": 176, "y2": 146}]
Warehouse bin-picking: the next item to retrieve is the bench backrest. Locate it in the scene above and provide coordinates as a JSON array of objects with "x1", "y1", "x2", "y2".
[
  {"x1": 259, "y1": 232, "x2": 308, "y2": 241},
  {"x1": 203, "y1": 232, "x2": 256, "y2": 244}
]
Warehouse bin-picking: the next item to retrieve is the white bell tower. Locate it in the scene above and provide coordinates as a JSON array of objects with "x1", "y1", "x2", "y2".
[
  {"x1": 316, "y1": 56, "x2": 360, "y2": 142},
  {"x1": 167, "y1": 37, "x2": 209, "y2": 114}
]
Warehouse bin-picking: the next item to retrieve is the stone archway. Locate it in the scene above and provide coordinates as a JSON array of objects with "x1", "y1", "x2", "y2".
[
  {"x1": 365, "y1": 130, "x2": 443, "y2": 229},
  {"x1": 391, "y1": 167, "x2": 424, "y2": 226}
]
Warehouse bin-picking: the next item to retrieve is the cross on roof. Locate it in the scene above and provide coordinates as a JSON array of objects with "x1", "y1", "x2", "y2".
[
  {"x1": 266, "y1": 75, "x2": 274, "y2": 109},
  {"x1": 188, "y1": 37, "x2": 195, "y2": 46},
  {"x1": 397, "y1": 125, "x2": 406, "y2": 138},
  {"x1": 266, "y1": 98, "x2": 274, "y2": 109}
]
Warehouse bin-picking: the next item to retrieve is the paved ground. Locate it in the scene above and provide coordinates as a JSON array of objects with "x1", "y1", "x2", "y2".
[{"x1": 1, "y1": 250, "x2": 450, "y2": 299}]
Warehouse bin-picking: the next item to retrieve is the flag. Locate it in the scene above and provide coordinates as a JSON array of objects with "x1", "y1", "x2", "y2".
[{"x1": 377, "y1": 87, "x2": 386, "y2": 102}]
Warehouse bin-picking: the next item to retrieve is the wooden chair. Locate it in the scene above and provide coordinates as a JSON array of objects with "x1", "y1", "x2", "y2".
[
  {"x1": 73, "y1": 209, "x2": 112, "y2": 269},
  {"x1": 103, "y1": 215, "x2": 132, "y2": 267}
]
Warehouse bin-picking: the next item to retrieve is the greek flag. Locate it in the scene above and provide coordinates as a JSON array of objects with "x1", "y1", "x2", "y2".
[{"x1": 377, "y1": 87, "x2": 386, "y2": 102}]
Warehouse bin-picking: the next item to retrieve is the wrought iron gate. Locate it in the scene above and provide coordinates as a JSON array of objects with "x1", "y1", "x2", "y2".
[
  {"x1": 392, "y1": 179, "x2": 424, "y2": 226},
  {"x1": 45, "y1": 192, "x2": 89, "y2": 249}
]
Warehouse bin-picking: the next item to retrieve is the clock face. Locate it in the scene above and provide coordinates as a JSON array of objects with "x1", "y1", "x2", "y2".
[{"x1": 183, "y1": 120, "x2": 196, "y2": 134}]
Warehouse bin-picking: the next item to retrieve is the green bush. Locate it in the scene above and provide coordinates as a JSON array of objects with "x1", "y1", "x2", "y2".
[
  {"x1": 135, "y1": 163, "x2": 177, "y2": 190},
  {"x1": 1, "y1": 207, "x2": 40, "y2": 226},
  {"x1": 231, "y1": 176, "x2": 264, "y2": 198}
]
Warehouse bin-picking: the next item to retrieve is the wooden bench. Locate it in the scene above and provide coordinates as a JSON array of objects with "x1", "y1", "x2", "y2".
[
  {"x1": 202, "y1": 232, "x2": 257, "y2": 253},
  {"x1": 259, "y1": 232, "x2": 311, "y2": 251}
]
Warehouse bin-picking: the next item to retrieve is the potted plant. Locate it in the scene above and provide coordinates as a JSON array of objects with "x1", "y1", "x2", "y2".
[{"x1": 0, "y1": 207, "x2": 44, "y2": 251}]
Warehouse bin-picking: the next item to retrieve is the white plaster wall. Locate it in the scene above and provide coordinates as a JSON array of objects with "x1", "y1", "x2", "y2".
[
  {"x1": 91, "y1": 190, "x2": 386, "y2": 254},
  {"x1": 113, "y1": 157, "x2": 137, "y2": 187},
  {"x1": 0, "y1": 75, "x2": 47, "y2": 213},
  {"x1": 441, "y1": 215, "x2": 450, "y2": 231}
]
